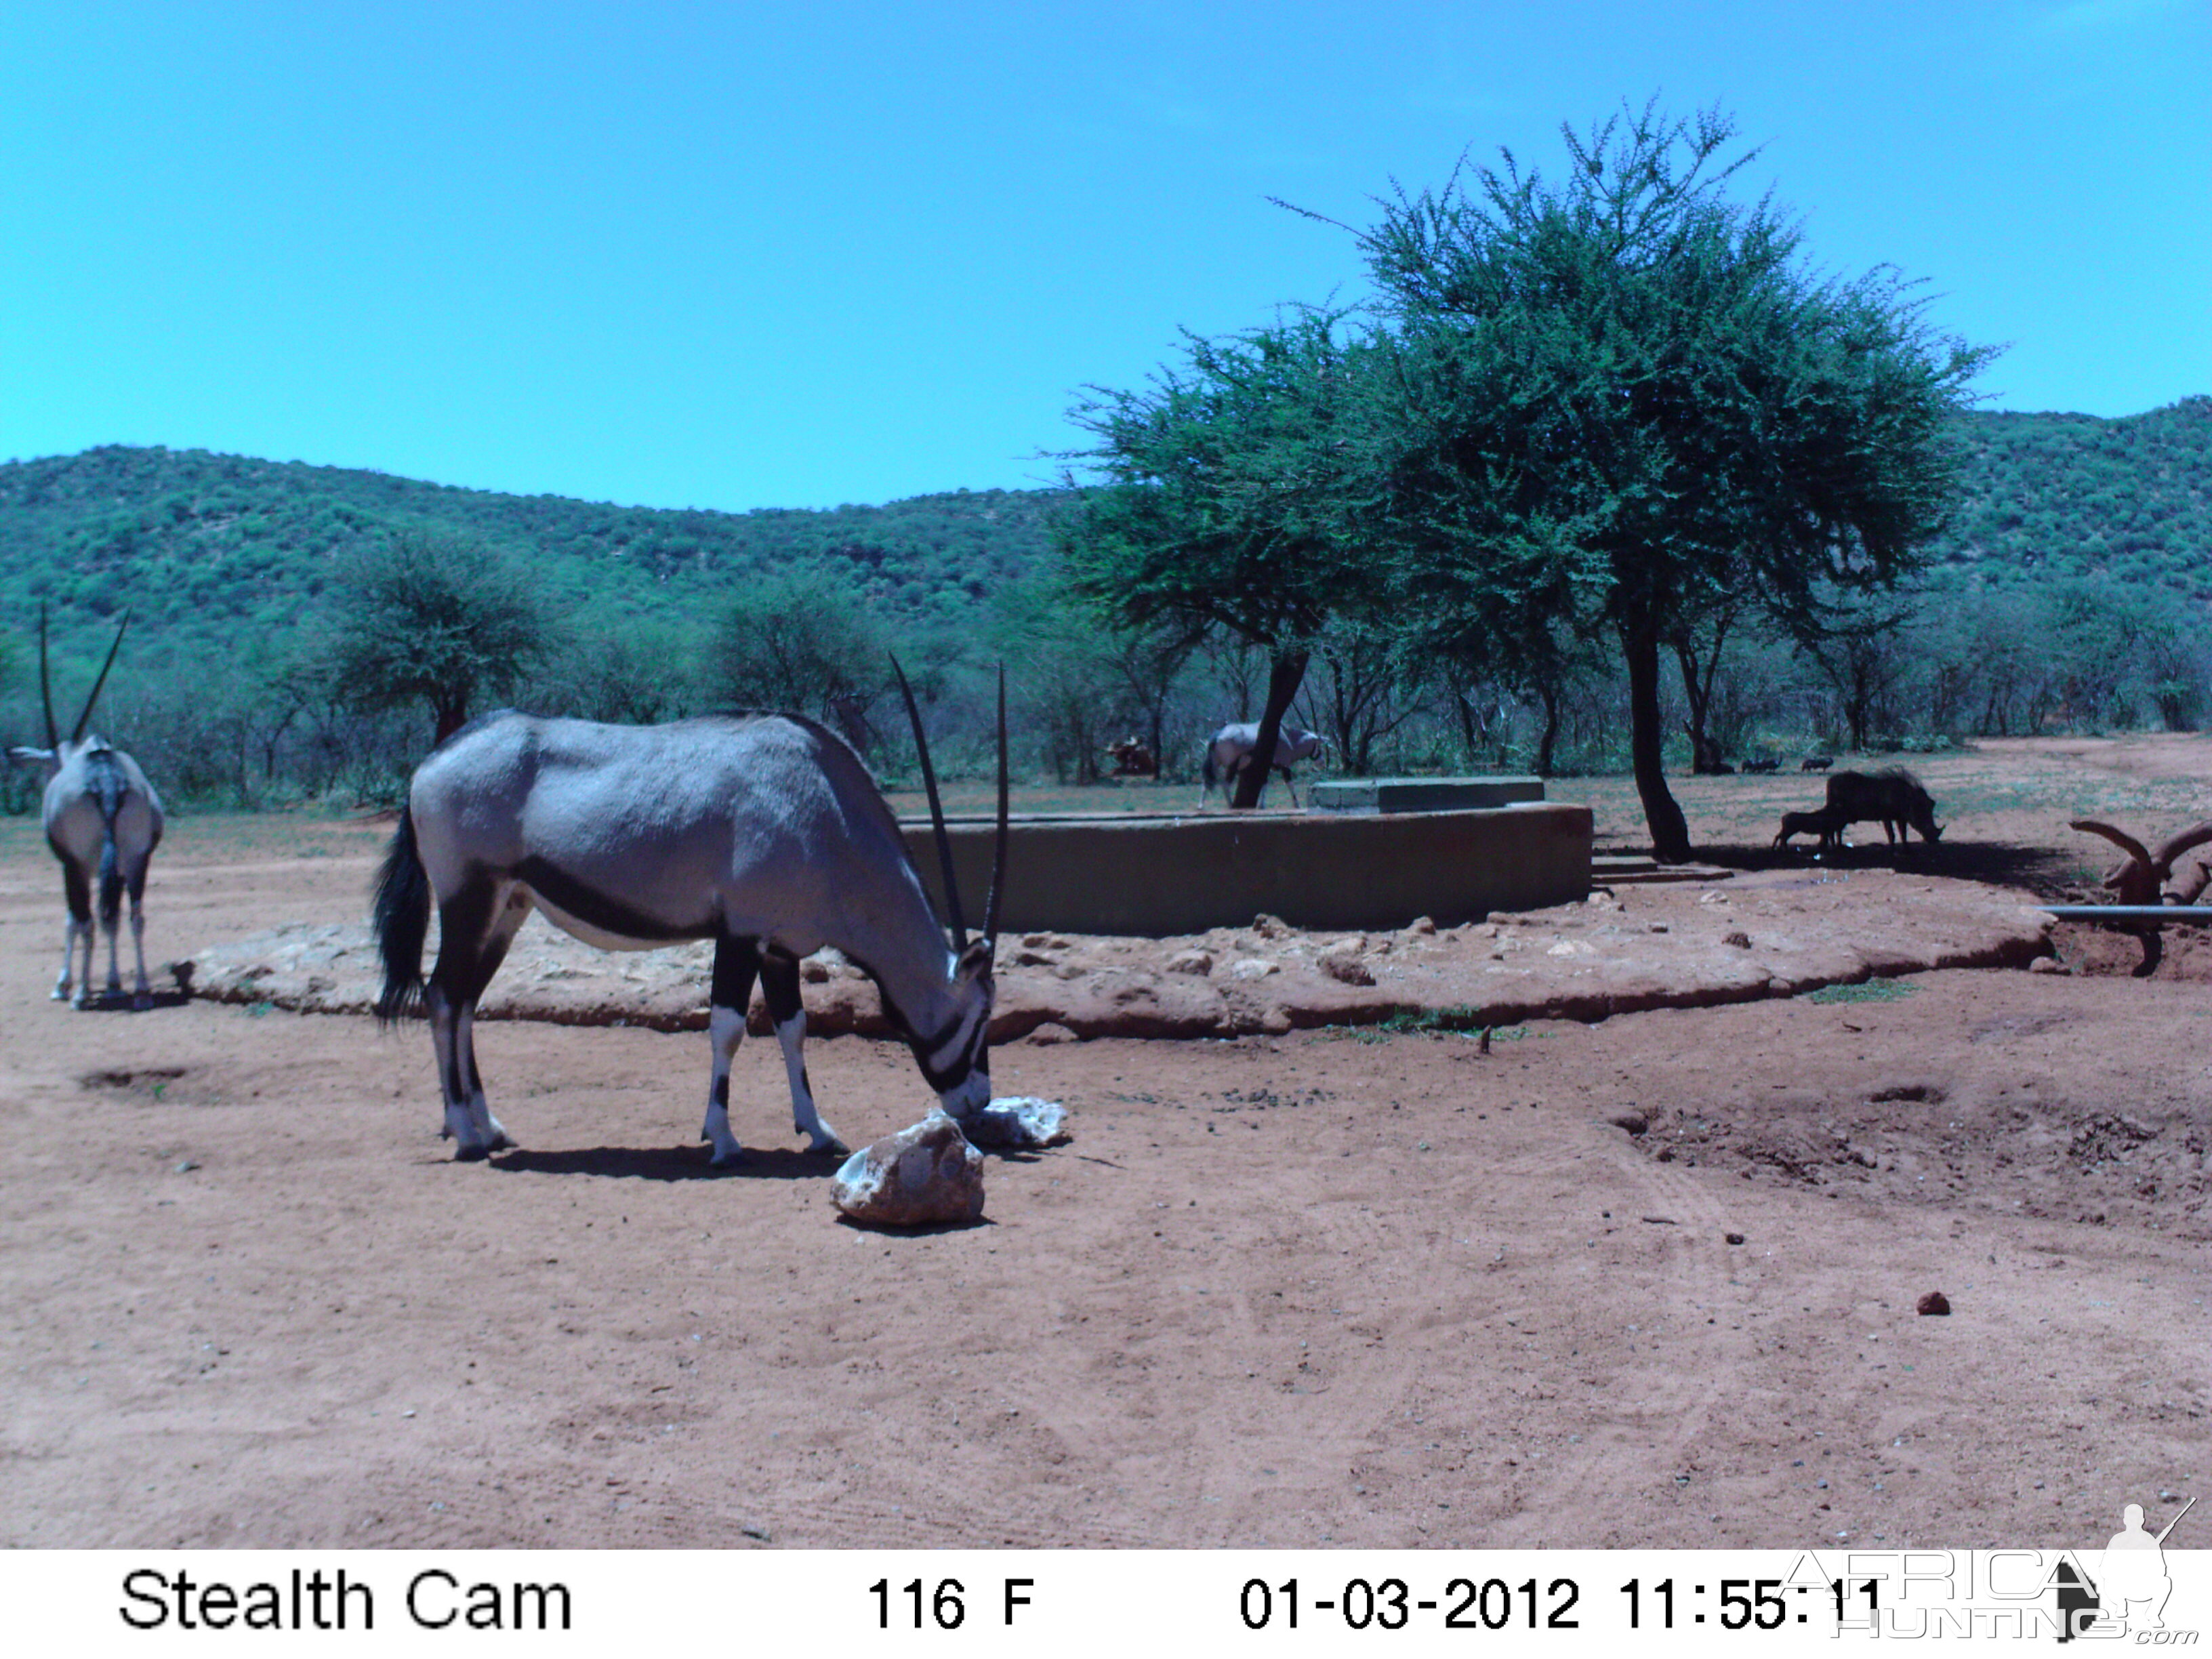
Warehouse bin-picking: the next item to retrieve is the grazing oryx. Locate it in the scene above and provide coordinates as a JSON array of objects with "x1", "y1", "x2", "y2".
[
  {"x1": 372, "y1": 670, "x2": 1008, "y2": 1164},
  {"x1": 8, "y1": 612, "x2": 164, "y2": 1008},
  {"x1": 1199, "y1": 721, "x2": 1325, "y2": 808}
]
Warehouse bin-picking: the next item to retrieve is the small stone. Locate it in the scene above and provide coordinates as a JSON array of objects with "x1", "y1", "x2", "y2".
[
  {"x1": 1164, "y1": 949, "x2": 1214, "y2": 977},
  {"x1": 1257, "y1": 1005, "x2": 1294, "y2": 1036},
  {"x1": 1012, "y1": 948, "x2": 1055, "y2": 968},
  {"x1": 1229, "y1": 958, "x2": 1278, "y2": 982},
  {"x1": 1252, "y1": 914, "x2": 1291, "y2": 939},
  {"x1": 1024, "y1": 1023, "x2": 1077, "y2": 1046},
  {"x1": 1723, "y1": 930, "x2": 1752, "y2": 949},
  {"x1": 1319, "y1": 951, "x2": 1375, "y2": 986},
  {"x1": 1021, "y1": 933, "x2": 1050, "y2": 948},
  {"x1": 800, "y1": 957, "x2": 832, "y2": 983},
  {"x1": 174, "y1": 1160, "x2": 201, "y2": 1174},
  {"x1": 1648, "y1": 923, "x2": 1669, "y2": 934},
  {"x1": 1725, "y1": 1231, "x2": 1746, "y2": 1246},
  {"x1": 830, "y1": 1111, "x2": 985, "y2": 1227},
  {"x1": 1607, "y1": 1111, "x2": 1648, "y2": 1135},
  {"x1": 1407, "y1": 916, "x2": 1437, "y2": 935},
  {"x1": 1916, "y1": 1291, "x2": 1951, "y2": 1316},
  {"x1": 2028, "y1": 956, "x2": 2066, "y2": 975}
]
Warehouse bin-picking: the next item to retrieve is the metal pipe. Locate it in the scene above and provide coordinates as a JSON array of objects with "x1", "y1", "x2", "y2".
[{"x1": 2039, "y1": 905, "x2": 2212, "y2": 923}]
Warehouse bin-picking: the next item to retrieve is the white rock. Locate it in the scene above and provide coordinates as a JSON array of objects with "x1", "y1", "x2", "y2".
[
  {"x1": 968, "y1": 1096, "x2": 1071, "y2": 1148},
  {"x1": 830, "y1": 1111, "x2": 985, "y2": 1227}
]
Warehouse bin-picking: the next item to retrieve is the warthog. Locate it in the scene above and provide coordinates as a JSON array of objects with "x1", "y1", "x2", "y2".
[
  {"x1": 1774, "y1": 808, "x2": 1847, "y2": 851},
  {"x1": 1800, "y1": 756, "x2": 1833, "y2": 772},
  {"x1": 1743, "y1": 757, "x2": 1779, "y2": 773},
  {"x1": 1825, "y1": 767, "x2": 1942, "y2": 844}
]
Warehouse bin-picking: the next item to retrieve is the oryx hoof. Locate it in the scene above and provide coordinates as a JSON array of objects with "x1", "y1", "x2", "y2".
[
  {"x1": 455, "y1": 1141, "x2": 493, "y2": 1162},
  {"x1": 133, "y1": 992, "x2": 152, "y2": 1012},
  {"x1": 50, "y1": 985, "x2": 70, "y2": 1002},
  {"x1": 804, "y1": 1132, "x2": 851, "y2": 1158},
  {"x1": 708, "y1": 1145, "x2": 746, "y2": 1169}
]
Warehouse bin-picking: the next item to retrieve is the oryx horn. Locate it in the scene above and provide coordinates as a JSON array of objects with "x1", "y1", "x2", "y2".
[
  {"x1": 983, "y1": 665, "x2": 1008, "y2": 946},
  {"x1": 890, "y1": 653, "x2": 968, "y2": 949},
  {"x1": 71, "y1": 611, "x2": 130, "y2": 745},
  {"x1": 37, "y1": 602, "x2": 58, "y2": 750}
]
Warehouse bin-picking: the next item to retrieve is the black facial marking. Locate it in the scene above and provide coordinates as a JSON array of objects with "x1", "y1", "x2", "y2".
[{"x1": 516, "y1": 856, "x2": 711, "y2": 943}]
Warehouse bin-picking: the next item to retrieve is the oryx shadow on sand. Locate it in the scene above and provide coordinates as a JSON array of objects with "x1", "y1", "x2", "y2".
[{"x1": 480, "y1": 1144, "x2": 843, "y2": 1183}]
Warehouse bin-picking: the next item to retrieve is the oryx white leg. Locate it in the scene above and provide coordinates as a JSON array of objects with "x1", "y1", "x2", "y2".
[
  {"x1": 702, "y1": 1005, "x2": 747, "y2": 1166},
  {"x1": 701, "y1": 936, "x2": 762, "y2": 1166},
  {"x1": 760, "y1": 951, "x2": 844, "y2": 1154},
  {"x1": 73, "y1": 916, "x2": 96, "y2": 1008},
  {"x1": 426, "y1": 878, "x2": 523, "y2": 1160},
  {"x1": 103, "y1": 908, "x2": 124, "y2": 997},
  {"x1": 453, "y1": 1005, "x2": 512, "y2": 1155},
  {"x1": 128, "y1": 886, "x2": 152, "y2": 1009},
  {"x1": 52, "y1": 910, "x2": 81, "y2": 1001}
]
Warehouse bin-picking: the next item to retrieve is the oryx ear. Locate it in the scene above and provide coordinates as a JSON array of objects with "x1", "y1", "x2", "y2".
[
  {"x1": 954, "y1": 937, "x2": 994, "y2": 988},
  {"x1": 7, "y1": 745, "x2": 56, "y2": 766}
]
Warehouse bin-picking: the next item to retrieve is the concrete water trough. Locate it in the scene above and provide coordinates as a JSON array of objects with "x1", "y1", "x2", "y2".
[{"x1": 899, "y1": 801, "x2": 1592, "y2": 937}]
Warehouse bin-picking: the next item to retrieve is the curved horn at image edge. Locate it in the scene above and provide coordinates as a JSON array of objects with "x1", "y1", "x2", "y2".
[{"x1": 983, "y1": 665, "x2": 1008, "y2": 946}]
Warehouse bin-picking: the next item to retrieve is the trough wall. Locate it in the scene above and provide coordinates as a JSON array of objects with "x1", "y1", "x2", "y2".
[{"x1": 900, "y1": 802, "x2": 1592, "y2": 937}]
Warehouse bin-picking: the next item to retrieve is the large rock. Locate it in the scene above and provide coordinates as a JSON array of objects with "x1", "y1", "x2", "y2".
[{"x1": 830, "y1": 1111, "x2": 986, "y2": 1228}]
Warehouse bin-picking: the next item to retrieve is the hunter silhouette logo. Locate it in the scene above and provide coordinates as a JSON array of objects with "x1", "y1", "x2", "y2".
[{"x1": 2064, "y1": 1495, "x2": 2196, "y2": 1641}]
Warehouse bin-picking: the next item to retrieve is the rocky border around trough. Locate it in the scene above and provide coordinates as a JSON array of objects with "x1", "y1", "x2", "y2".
[{"x1": 184, "y1": 867, "x2": 2054, "y2": 1042}]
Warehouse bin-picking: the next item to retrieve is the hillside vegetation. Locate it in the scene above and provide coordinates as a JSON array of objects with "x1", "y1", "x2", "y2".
[
  {"x1": 5, "y1": 398, "x2": 2209, "y2": 671},
  {"x1": 0, "y1": 446, "x2": 1059, "y2": 674},
  {"x1": 0, "y1": 398, "x2": 2206, "y2": 810}
]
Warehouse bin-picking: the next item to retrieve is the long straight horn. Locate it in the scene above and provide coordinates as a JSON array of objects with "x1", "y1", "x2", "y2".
[
  {"x1": 890, "y1": 654, "x2": 968, "y2": 949},
  {"x1": 37, "y1": 603, "x2": 58, "y2": 750},
  {"x1": 983, "y1": 665, "x2": 1008, "y2": 946},
  {"x1": 72, "y1": 611, "x2": 129, "y2": 744}
]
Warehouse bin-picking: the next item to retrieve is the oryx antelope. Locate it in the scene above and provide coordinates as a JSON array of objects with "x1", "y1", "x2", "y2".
[
  {"x1": 7, "y1": 612, "x2": 165, "y2": 1008},
  {"x1": 372, "y1": 670, "x2": 1008, "y2": 1164},
  {"x1": 1199, "y1": 721, "x2": 1325, "y2": 808}
]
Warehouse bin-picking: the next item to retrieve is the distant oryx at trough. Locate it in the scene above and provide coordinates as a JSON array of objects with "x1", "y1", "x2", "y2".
[
  {"x1": 372, "y1": 668, "x2": 1009, "y2": 1164},
  {"x1": 1199, "y1": 721, "x2": 1326, "y2": 808},
  {"x1": 7, "y1": 611, "x2": 165, "y2": 1009}
]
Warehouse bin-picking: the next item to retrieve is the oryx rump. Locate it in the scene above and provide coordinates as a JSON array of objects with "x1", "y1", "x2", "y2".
[
  {"x1": 373, "y1": 696, "x2": 1007, "y2": 1164},
  {"x1": 1200, "y1": 722, "x2": 1325, "y2": 808},
  {"x1": 7, "y1": 611, "x2": 164, "y2": 1008}
]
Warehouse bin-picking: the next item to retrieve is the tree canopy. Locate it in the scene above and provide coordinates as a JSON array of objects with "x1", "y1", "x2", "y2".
[
  {"x1": 321, "y1": 532, "x2": 549, "y2": 744},
  {"x1": 1355, "y1": 100, "x2": 1993, "y2": 857},
  {"x1": 1057, "y1": 308, "x2": 1387, "y2": 804}
]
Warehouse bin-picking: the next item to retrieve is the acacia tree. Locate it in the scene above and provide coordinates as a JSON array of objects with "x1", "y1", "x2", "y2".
[
  {"x1": 703, "y1": 565, "x2": 886, "y2": 751},
  {"x1": 1058, "y1": 309, "x2": 1385, "y2": 807},
  {"x1": 1355, "y1": 101, "x2": 1991, "y2": 859},
  {"x1": 323, "y1": 532, "x2": 548, "y2": 744}
]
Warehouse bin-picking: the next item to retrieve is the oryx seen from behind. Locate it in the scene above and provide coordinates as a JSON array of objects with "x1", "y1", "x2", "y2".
[
  {"x1": 7, "y1": 611, "x2": 165, "y2": 1009},
  {"x1": 1199, "y1": 721, "x2": 1325, "y2": 808},
  {"x1": 372, "y1": 666, "x2": 1009, "y2": 1164}
]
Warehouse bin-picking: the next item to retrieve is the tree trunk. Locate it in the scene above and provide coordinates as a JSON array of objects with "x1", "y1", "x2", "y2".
[
  {"x1": 1623, "y1": 618, "x2": 1692, "y2": 862},
  {"x1": 1535, "y1": 680, "x2": 1561, "y2": 778},
  {"x1": 1231, "y1": 650, "x2": 1311, "y2": 809}
]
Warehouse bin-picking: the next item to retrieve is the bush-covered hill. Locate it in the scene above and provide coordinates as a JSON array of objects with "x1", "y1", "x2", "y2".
[
  {"x1": 0, "y1": 445, "x2": 1062, "y2": 674},
  {"x1": 2, "y1": 396, "x2": 2206, "y2": 676},
  {"x1": 1932, "y1": 396, "x2": 2212, "y2": 599}
]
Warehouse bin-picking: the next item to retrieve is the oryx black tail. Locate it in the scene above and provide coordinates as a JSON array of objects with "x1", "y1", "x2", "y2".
[
  {"x1": 373, "y1": 811, "x2": 431, "y2": 1023},
  {"x1": 85, "y1": 750, "x2": 128, "y2": 928}
]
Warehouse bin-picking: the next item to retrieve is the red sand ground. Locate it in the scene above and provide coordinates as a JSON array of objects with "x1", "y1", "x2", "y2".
[{"x1": 1, "y1": 739, "x2": 2205, "y2": 1549}]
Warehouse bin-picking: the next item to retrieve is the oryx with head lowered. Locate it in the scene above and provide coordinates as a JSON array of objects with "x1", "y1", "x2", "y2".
[
  {"x1": 372, "y1": 664, "x2": 1009, "y2": 1164},
  {"x1": 8, "y1": 611, "x2": 165, "y2": 1009}
]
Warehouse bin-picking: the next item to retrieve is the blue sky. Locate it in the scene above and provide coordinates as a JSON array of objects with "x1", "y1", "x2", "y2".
[{"x1": 2, "y1": 1, "x2": 2205, "y2": 512}]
